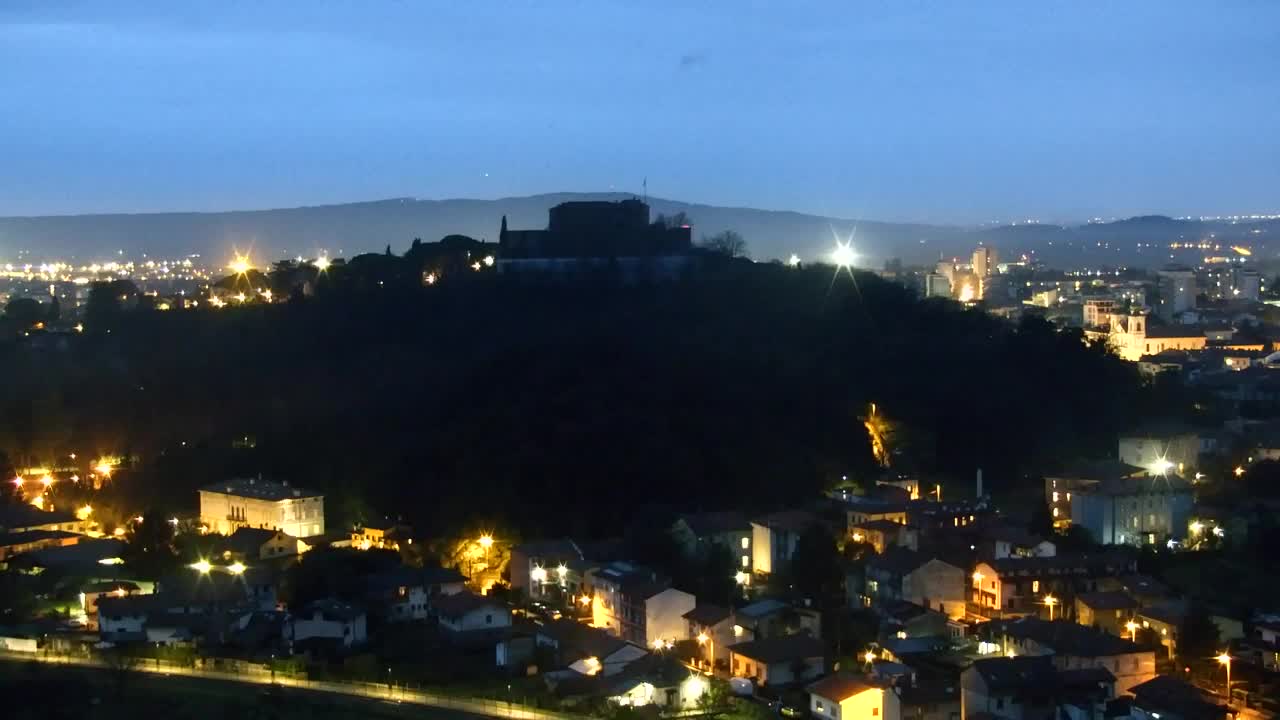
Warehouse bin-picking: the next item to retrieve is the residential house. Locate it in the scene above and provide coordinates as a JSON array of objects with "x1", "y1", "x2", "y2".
[
  {"x1": 672, "y1": 511, "x2": 753, "y2": 574},
  {"x1": 853, "y1": 520, "x2": 919, "y2": 554},
  {"x1": 960, "y1": 656, "x2": 1115, "y2": 720},
  {"x1": 976, "y1": 618, "x2": 1156, "y2": 694},
  {"x1": 1074, "y1": 592, "x2": 1138, "y2": 637},
  {"x1": 1135, "y1": 604, "x2": 1185, "y2": 658},
  {"x1": 969, "y1": 550, "x2": 1138, "y2": 618},
  {"x1": 221, "y1": 527, "x2": 308, "y2": 562},
  {"x1": 866, "y1": 548, "x2": 965, "y2": 620},
  {"x1": 976, "y1": 526, "x2": 1056, "y2": 562},
  {"x1": 96, "y1": 567, "x2": 276, "y2": 645},
  {"x1": 0, "y1": 504, "x2": 91, "y2": 535},
  {"x1": 729, "y1": 633, "x2": 826, "y2": 687},
  {"x1": 350, "y1": 519, "x2": 412, "y2": 551},
  {"x1": 548, "y1": 654, "x2": 710, "y2": 710},
  {"x1": 509, "y1": 539, "x2": 585, "y2": 602},
  {"x1": 586, "y1": 562, "x2": 694, "y2": 646},
  {"x1": 1044, "y1": 462, "x2": 1146, "y2": 532},
  {"x1": 535, "y1": 617, "x2": 648, "y2": 677},
  {"x1": 683, "y1": 604, "x2": 750, "y2": 672},
  {"x1": 1118, "y1": 430, "x2": 1202, "y2": 476},
  {"x1": 0, "y1": 529, "x2": 81, "y2": 561},
  {"x1": 1128, "y1": 675, "x2": 1231, "y2": 720},
  {"x1": 880, "y1": 601, "x2": 953, "y2": 640},
  {"x1": 285, "y1": 599, "x2": 367, "y2": 649},
  {"x1": 1047, "y1": 462, "x2": 1193, "y2": 547},
  {"x1": 736, "y1": 597, "x2": 822, "y2": 640},
  {"x1": 752, "y1": 511, "x2": 821, "y2": 576},
  {"x1": 363, "y1": 566, "x2": 465, "y2": 623},
  {"x1": 807, "y1": 673, "x2": 900, "y2": 720},
  {"x1": 79, "y1": 580, "x2": 141, "y2": 629},
  {"x1": 433, "y1": 591, "x2": 512, "y2": 634}
]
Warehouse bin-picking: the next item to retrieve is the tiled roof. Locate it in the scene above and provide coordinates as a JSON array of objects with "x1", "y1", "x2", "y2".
[
  {"x1": 680, "y1": 511, "x2": 750, "y2": 536},
  {"x1": 200, "y1": 477, "x2": 321, "y2": 501},
  {"x1": 806, "y1": 673, "x2": 880, "y2": 702},
  {"x1": 433, "y1": 591, "x2": 504, "y2": 620},
  {"x1": 1076, "y1": 591, "x2": 1138, "y2": 611},
  {"x1": 682, "y1": 604, "x2": 731, "y2": 626},
  {"x1": 728, "y1": 633, "x2": 825, "y2": 664}
]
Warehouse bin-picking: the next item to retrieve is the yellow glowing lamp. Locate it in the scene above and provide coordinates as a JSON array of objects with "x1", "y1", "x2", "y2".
[
  {"x1": 228, "y1": 561, "x2": 246, "y2": 575},
  {"x1": 191, "y1": 559, "x2": 212, "y2": 574}
]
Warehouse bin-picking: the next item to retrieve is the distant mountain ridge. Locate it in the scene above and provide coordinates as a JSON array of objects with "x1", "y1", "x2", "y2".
[{"x1": 0, "y1": 193, "x2": 1275, "y2": 269}]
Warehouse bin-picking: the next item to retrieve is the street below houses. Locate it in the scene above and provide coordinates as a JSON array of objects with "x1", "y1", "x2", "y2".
[{"x1": 0, "y1": 650, "x2": 576, "y2": 720}]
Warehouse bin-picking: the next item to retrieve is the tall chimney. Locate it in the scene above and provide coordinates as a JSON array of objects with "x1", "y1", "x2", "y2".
[{"x1": 976, "y1": 468, "x2": 984, "y2": 499}]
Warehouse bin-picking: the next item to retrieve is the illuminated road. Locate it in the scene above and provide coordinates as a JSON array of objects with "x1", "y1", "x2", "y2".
[{"x1": 0, "y1": 651, "x2": 572, "y2": 720}]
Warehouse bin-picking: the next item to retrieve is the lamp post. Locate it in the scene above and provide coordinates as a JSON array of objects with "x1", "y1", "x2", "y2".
[
  {"x1": 1044, "y1": 595, "x2": 1058, "y2": 621},
  {"x1": 1216, "y1": 652, "x2": 1232, "y2": 706},
  {"x1": 697, "y1": 632, "x2": 714, "y2": 675},
  {"x1": 1125, "y1": 620, "x2": 1139, "y2": 641}
]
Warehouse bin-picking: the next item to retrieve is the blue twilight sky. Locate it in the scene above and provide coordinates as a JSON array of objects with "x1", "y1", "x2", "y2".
[{"x1": 1, "y1": 1, "x2": 1277, "y2": 224}]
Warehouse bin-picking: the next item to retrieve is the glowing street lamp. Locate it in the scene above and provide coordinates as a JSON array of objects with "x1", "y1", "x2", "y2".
[
  {"x1": 191, "y1": 559, "x2": 212, "y2": 574},
  {"x1": 1234, "y1": 466, "x2": 1245, "y2": 478},
  {"x1": 313, "y1": 256, "x2": 331, "y2": 272},
  {"x1": 1189, "y1": 521, "x2": 1204, "y2": 535},
  {"x1": 1216, "y1": 652, "x2": 1232, "y2": 705},
  {"x1": 479, "y1": 534, "x2": 493, "y2": 551},
  {"x1": 229, "y1": 254, "x2": 252, "y2": 275},
  {"x1": 863, "y1": 650, "x2": 876, "y2": 665},
  {"x1": 1125, "y1": 620, "x2": 1139, "y2": 641},
  {"x1": 697, "y1": 632, "x2": 715, "y2": 673},
  {"x1": 228, "y1": 561, "x2": 246, "y2": 575},
  {"x1": 734, "y1": 571, "x2": 750, "y2": 585},
  {"x1": 1043, "y1": 594, "x2": 1058, "y2": 621},
  {"x1": 1150, "y1": 458, "x2": 1174, "y2": 476},
  {"x1": 831, "y1": 242, "x2": 857, "y2": 269},
  {"x1": 787, "y1": 254, "x2": 801, "y2": 268},
  {"x1": 39, "y1": 474, "x2": 54, "y2": 488}
]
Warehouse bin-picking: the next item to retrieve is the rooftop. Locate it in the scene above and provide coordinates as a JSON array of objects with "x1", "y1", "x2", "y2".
[
  {"x1": 682, "y1": 604, "x2": 731, "y2": 627},
  {"x1": 866, "y1": 547, "x2": 931, "y2": 576},
  {"x1": 972, "y1": 656, "x2": 1057, "y2": 694},
  {"x1": 807, "y1": 673, "x2": 881, "y2": 702},
  {"x1": 752, "y1": 510, "x2": 819, "y2": 534},
  {"x1": 1130, "y1": 675, "x2": 1228, "y2": 720},
  {"x1": 536, "y1": 617, "x2": 631, "y2": 661},
  {"x1": 432, "y1": 591, "x2": 505, "y2": 620},
  {"x1": 679, "y1": 511, "x2": 751, "y2": 537},
  {"x1": 201, "y1": 477, "x2": 321, "y2": 501},
  {"x1": 728, "y1": 633, "x2": 825, "y2": 664},
  {"x1": 981, "y1": 618, "x2": 1144, "y2": 657},
  {"x1": 511, "y1": 538, "x2": 584, "y2": 561},
  {"x1": 0, "y1": 504, "x2": 77, "y2": 531},
  {"x1": 1076, "y1": 591, "x2": 1139, "y2": 611}
]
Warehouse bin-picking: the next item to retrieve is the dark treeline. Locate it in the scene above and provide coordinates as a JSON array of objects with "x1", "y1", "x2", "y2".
[{"x1": 0, "y1": 255, "x2": 1184, "y2": 540}]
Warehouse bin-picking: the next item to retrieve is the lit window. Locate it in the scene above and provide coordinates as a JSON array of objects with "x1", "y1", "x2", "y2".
[
  {"x1": 741, "y1": 537, "x2": 749, "y2": 549},
  {"x1": 1033, "y1": 580, "x2": 1040, "y2": 593},
  {"x1": 1053, "y1": 491, "x2": 1059, "y2": 502},
  {"x1": 1052, "y1": 507, "x2": 1059, "y2": 518},
  {"x1": 741, "y1": 555, "x2": 749, "y2": 568},
  {"x1": 1066, "y1": 493, "x2": 1071, "y2": 501}
]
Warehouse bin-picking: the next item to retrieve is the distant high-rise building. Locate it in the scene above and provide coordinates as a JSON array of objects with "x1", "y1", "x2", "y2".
[
  {"x1": 1083, "y1": 298, "x2": 1116, "y2": 328},
  {"x1": 972, "y1": 246, "x2": 996, "y2": 278},
  {"x1": 1156, "y1": 267, "x2": 1196, "y2": 320},
  {"x1": 1233, "y1": 268, "x2": 1261, "y2": 300},
  {"x1": 925, "y1": 273, "x2": 952, "y2": 298}
]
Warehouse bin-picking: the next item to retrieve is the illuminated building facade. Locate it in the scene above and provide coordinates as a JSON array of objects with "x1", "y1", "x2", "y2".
[{"x1": 199, "y1": 478, "x2": 324, "y2": 538}]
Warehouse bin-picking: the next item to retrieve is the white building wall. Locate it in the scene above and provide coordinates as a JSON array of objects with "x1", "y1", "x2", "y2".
[
  {"x1": 751, "y1": 523, "x2": 773, "y2": 574},
  {"x1": 289, "y1": 614, "x2": 367, "y2": 647},
  {"x1": 199, "y1": 490, "x2": 325, "y2": 537},
  {"x1": 644, "y1": 588, "x2": 696, "y2": 646},
  {"x1": 442, "y1": 606, "x2": 512, "y2": 633}
]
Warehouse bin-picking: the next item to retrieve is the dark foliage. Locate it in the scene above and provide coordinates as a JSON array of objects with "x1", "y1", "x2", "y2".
[{"x1": 0, "y1": 260, "x2": 1172, "y2": 540}]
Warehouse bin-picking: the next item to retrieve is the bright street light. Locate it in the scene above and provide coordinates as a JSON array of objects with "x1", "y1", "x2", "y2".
[
  {"x1": 228, "y1": 562, "x2": 246, "y2": 575},
  {"x1": 831, "y1": 242, "x2": 857, "y2": 269},
  {"x1": 1043, "y1": 594, "x2": 1058, "y2": 621},
  {"x1": 191, "y1": 559, "x2": 212, "y2": 574},
  {"x1": 478, "y1": 534, "x2": 493, "y2": 550},
  {"x1": 1217, "y1": 652, "x2": 1232, "y2": 705},
  {"x1": 229, "y1": 255, "x2": 252, "y2": 275},
  {"x1": 313, "y1": 256, "x2": 331, "y2": 271},
  {"x1": 1150, "y1": 457, "x2": 1174, "y2": 476},
  {"x1": 1125, "y1": 620, "x2": 1139, "y2": 640},
  {"x1": 787, "y1": 254, "x2": 801, "y2": 268}
]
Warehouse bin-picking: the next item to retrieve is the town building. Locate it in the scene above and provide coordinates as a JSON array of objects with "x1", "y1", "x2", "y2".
[
  {"x1": 752, "y1": 510, "x2": 821, "y2": 576},
  {"x1": 199, "y1": 478, "x2": 324, "y2": 538},
  {"x1": 586, "y1": 562, "x2": 695, "y2": 647},
  {"x1": 864, "y1": 548, "x2": 965, "y2": 619},
  {"x1": 1105, "y1": 313, "x2": 1211, "y2": 362},
  {"x1": 509, "y1": 539, "x2": 585, "y2": 602},
  {"x1": 0, "y1": 504, "x2": 91, "y2": 535},
  {"x1": 1118, "y1": 429, "x2": 1202, "y2": 476},
  {"x1": 683, "y1": 604, "x2": 747, "y2": 672},
  {"x1": 497, "y1": 199, "x2": 694, "y2": 279},
  {"x1": 1083, "y1": 298, "x2": 1116, "y2": 329},
  {"x1": 960, "y1": 655, "x2": 1115, "y2": 720},
  {"x1": 285, "y1": 599, "x2": 367, "y2": 649},
  {"x1": 1073, "y1": 592, "x2": 1139, "y2": 637},
  {"x1": 728, "y1": 633, "x2": 826, "y2": 687},
  {"x1": 970, "y1": 550, "x2": 1138, "y2": 618},
  {"x1": 1070, "y1": 473, "x2": 1193, "y2": 547},
  {"x1": 433, "y1": 591, "x2": 512, "y2": 634},
  {"x1": 533, "y1": 617, "x2": 649, "y2": 677},
  {"x1": 852, "y1": 520, "x2": 918, "y2": 554},
  {"x1": 807, "y1": 673, "x2": 900, "y2": 720},
  {"x1": 1128, "y1": 675, "x2": 1231, "y2": 720},
  {"x1": 976, "y1": 617, "x2": 1156, "y2": 694},
  {"x1": 1157, "y1": 267, "x2": 1197, "y2": 320},
  {"x1": 219, "y1": 527, "x2": 308, "y2": 561},
  {"x1": 671, "y1": 511, "x2": 753, "y2": 574}
]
